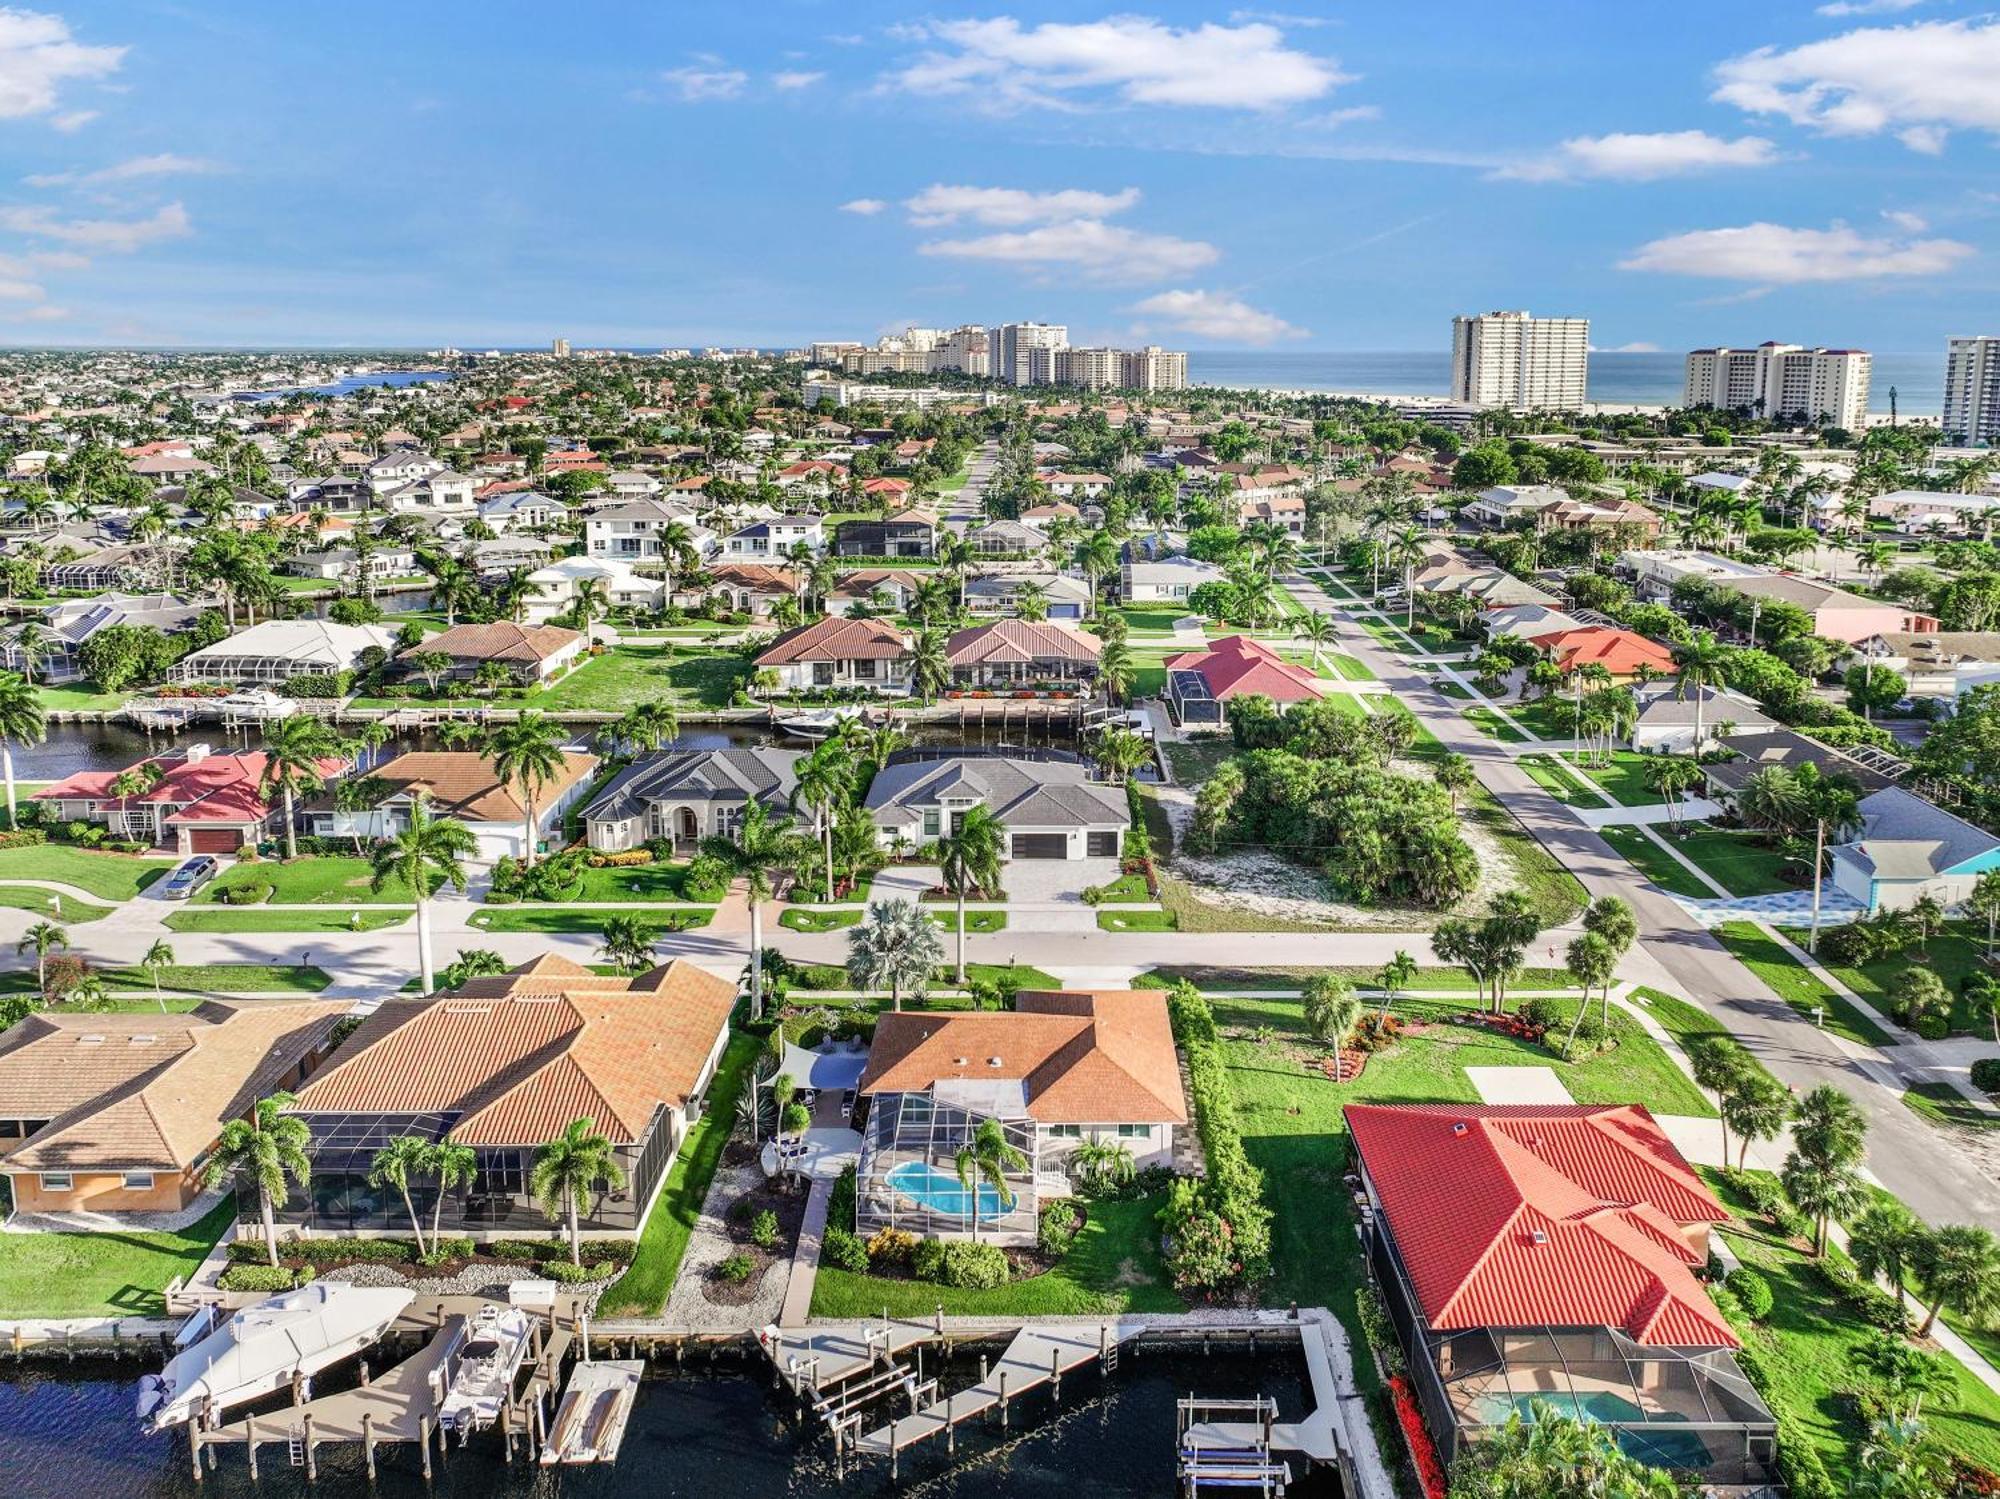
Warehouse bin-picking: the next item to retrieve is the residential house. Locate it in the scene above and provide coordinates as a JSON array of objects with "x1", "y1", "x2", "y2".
[
  {"x1": 310, "y1": 750, "x2": 596, "y2": 861},
  {"x1": 1701, "y1": 728, "x2": 1893, "y2": 807},
  {"x1": 1715, "y1": 573, "x2": 1928, "y2": 645},
  {"x1": 477, "y1": 490, "x2": 566, "y2": 533},
  {"x1": 754, "y1": 616, "x2": 910, "y2": 693},
  {"x1": 581, "y1": 747, "x2": 800, "y2": 852},
  {"x1": 0, "y1": 592, "x2": 202, "y2": 684},
  {"x1": 604, "y1": 469, "x2": 661, "y2": 498},
  {"x1": 375, "y1": 470, "x2": 475, "y2": 516},
  {"x1": 774, "y1": 461, "x2": 846, "y2": 500},
  {"x1": 584, "y1": 498, "x2": 712, "y2": 566},
  {"x1": 1854, "y1": 631, "x2": 2000, "y2": 700},
  {"x1": 0, "y1": 1000, "x2": 345, "y2": 1218},
  {"x1": 36, "y1": 742, "x2": 349, "y2": 855},
  {"x1": 277, "y1": 956, "x2": 736, "y2": 1241},
  {"x1": 966, "y1": 519, "x2": 1043, "y2": 557},
  {"x1": 1040, "y1": 475, "x2": 1112, "y2": 501},
  {"x1": 834, "y1": 510, "x2": 937, "y2": 559},
  {"x1": 1346, "y1": 1102, "x2": 1773, "y2": 1486},
  {"x1": 685, "y1": 562, "x2": 796, "y2": 619},
  {"x1": 282, "y1": 543, "x2": 418, "y2": 582},
  {"x1": 42, "y1": 541, "x2": 185, "y2": 592},
  {"x1": 962, "y1": 572, "x2": 1092, "y2": 621},
  {"x1": 855, "y1": 990, "x2": 1187, "y2": 1244},
  {"x1": 1462, "y1": 484, "x2": 1571, "y2": 528},
  {"x1": 1527, "y1": 625, "x2": 1677, "y2": 682},
  {"x1": 399, "y1": 620, "x2": 585, "y2": 687},
  {"x1": 1163, "y1": 635, "x2": 1323, "y2": 725},
  {"x1": 1019, "y1": 502, "x2": 1084, "y2": 534},
  {"x1": 945, "y1": 619, "x2": 1101, "y2": 687},
  {"x1": 1481, "y1": 604, "x2": 1583, "y2": 643},
  {"x1": 1868, "y1": 489, "x2": 2000, "y2": 534},
  {"x1": 521, "y1": 555, "x2": 666, "y2": 623},
  {"x1": 1538, "y1": 494, "x2": 1660, "y2": 537},
  {"x1": 723, "y1": 516, "x2": 824, "y2": 560},
  {"x1": 1617, "y1": 549, "x2": 1767, "y2": 604},
  {"x1": 864, "y1": 754, "x2": 1127, "y2": 861},
  {"x1": 825, "y1": 569, "x2": 923, "y2": 617},
  {"x1": 1120, "y1": 554, "x2": 1224, "y2": 604},
  {"x1": 1830, "y1": 786, "x2": 2000, "y2": 914},
  {"x1": 172, "y1": 619, "x2": 396, "y2": 687},
  {"x1": 1630, "y1": 688, "x2": 1777, "y2": 755},
  {"x1": 461, "y1": 535, "x2": 553, "y2": 575}
]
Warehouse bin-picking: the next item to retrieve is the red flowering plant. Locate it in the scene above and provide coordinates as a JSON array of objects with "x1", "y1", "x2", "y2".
[{"x1": 1388, "y1": 1374, "x2": 1449, "y2": 1499}]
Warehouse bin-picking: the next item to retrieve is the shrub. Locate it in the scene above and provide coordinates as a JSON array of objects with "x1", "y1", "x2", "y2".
[
  {"x1": 822, "y1": 1226, "x2": 871, "y2": 1273},
  {"x1": 909, "y1": 1238, "x2": 947, "y2": 1283},
  {"x1": 1161, "y1": 982, "x2": 1272, "y2": 1295},
  {"x1": 1971, "y1": 1058, "x2": 2000, "y2": 1094},
  {"x1": 219, "y1": 1263, "x2": 306, "y2": 1292},
  {"x1": 220, "y1": 882, "x2": 273, "y2": 906},
  {"x1": 1038, "y1": 1201, "x2": 1081, "y2": 1258},
  {"x1": 430, "y1": 1237, "x2": 474, "y2": 1262},
  {"x1": 1913, "y1": 1011, "x2": 1951, "y2": 1041},
  {"x1": 545, "y1": 1260, "x2": 617, "y2": 1284},
  {"x1": 1726, "y1": 1268, "x2": 1774, "y2": 1321},
  {"x1": 0, "y1": 828, "x2": 46, "y2": 849},
  {"x1": 749, "y1": 1209, "x2": 780, "y2": 1251},
  {"x1": 714, "y1": 1252, "x2": 755, "y2": 1285},
  {"x1": 683, "y1": 852, "x2": 731, "y2": 902},
  {"x1": 588, "y1": 849, "x2": 655, "y2": 868},
  {"x1": 1519, "y1": 996, "x2": 1567, "y2": 1032},
  {"x1": 490, "y1": 1241, "x2": 541, "y2": 1262},
  {"x1": 866, "y1": 1226, "x2": 919, "y2": 1268},
  {"x1": 934, "y1": 1241, "x2": 1010, "y2": 1289}
]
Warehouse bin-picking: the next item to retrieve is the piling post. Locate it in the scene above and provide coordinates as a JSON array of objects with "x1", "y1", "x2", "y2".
[
  {"x1": 363, "y1": 1413, "x2": 377, "y2": 1484},
  {"x1": 291, "y1": 1368, "x2": 305, "y2": 1406},
  {"x1": 501, "y1": 1401, "x2": 513, "y2": 1463},
  {"x1": 419, "y1": 1415, "x2": 433, "y2": 1483},
  {"x1": 188, "y1": 1418, "x2": 203, "y2": 1483},
  {"x1": 999, "y1": 1370, "x2": 1009, "y2": 1430},
  {"x1": 934, "y1": 1303, "x2": 944, "y2": 1335},
  {"x1": 1051, "y1": 1348, "x2": 1061, "y2": 1403},
  {"x1": 246, "y1": 1415, "x2": 259, "y2": 1483},
  {"x1": 1100, "y1": 1324, "x2": 1109, "y2": 1366},
  {"x1": 359, "y1": 1358, "x2": 370, "y2": 1387},
  {"x1": 302, "y1": 1412, "x2": 316, "y2": 1482}
]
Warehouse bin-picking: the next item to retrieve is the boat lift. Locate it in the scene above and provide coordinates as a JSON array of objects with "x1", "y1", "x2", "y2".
[{"x1": 1177, "y1": 1395, "x2": 1292, "y2": 1497}]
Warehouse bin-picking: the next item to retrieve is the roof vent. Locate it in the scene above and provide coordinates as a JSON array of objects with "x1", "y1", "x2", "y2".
[
  {"x1": 130, "y1": 1034, "x2": 156, "y2": 1044},
  {"x1": 78, "y1": 1034, "x2": 104, "y2": 1045},
  {"x1": 987, "y1": 1056, "x2": 1003, "y2": 1068},
  {"x1": 1450, "y1": 1122, "x2": 1468, "y2": 1137},
  {"x1": 952, "y1": 1056, "x2": 968, "y2": 1066},
  {"x1": 1530, "y1": 1230, "x2": 1549, "y2": 1246}
]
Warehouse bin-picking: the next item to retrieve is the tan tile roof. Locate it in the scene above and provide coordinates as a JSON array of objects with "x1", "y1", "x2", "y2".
[
  {"x1": 755, "y1": 616, "x2": 909, "y2": 665},
  {"x1": 403, "y1": 621, "x2": 582, "y2": 665},
  {"x1": 860, "y1": 990, "x2": 1187, "y2": 1125},
  {"x1": 945, "y1": 619, "x2": 1101, "y2": 667},
  {"x1": 357, "y1": 750, "x2": 597, "y2": 824},
  {"x1": 0, "y1": 1000, "x2": 347, "y2": 1172},
  {"x1": 704, "y1": 562, "x2": 800, "y2": 593},
  {"x1": 290, "y1": 956, "x2": 736, "y2": 1145}
]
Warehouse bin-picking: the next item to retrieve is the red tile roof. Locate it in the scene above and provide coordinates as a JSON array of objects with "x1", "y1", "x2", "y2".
[
  {"x1": 1526, "y1": 626, "x2": 1678, "y2": 677},
  {"x1": 1345, "y1": 1103, "x2": 1734, "y2": 1347},
  {"x1": 37, "y1": 749, "x2": 348, "y2": 827},
  {"x1": 945, "y1": 620, "x2": 1101, "y2": 667},
  {"x1": 1162, "y1": 635, "x2": 1323, "y2": 703},
  {"x1": 755, "y1": 615, "x2": 909, "y2": 665}
]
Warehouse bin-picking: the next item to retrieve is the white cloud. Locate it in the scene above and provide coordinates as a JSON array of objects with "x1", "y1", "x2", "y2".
[
  {"x1": 919, "y1": 219, "x2": 1220, "y2": 284},
  {"x1": 661, "y1": 65, "x2": 747, "y2": 102},
  {"x1": 839, "y1": 197, "x2": 886, "y2": 216},
  {"x1": 1882, "y1": 208, "x2": 1928, "y2": 232},
  {"x1": 1496, "y1": 131, "x2": 1781, "y2": 183},
  {"x1": 1593, "y1": 341, "x2": 1662, "y2": 353},
  {"x1": 887, "y1": 15, "x2": 1347, "y2": 112},
  {"x1": 1713, "y1": 19, "x2": 2000, "y2": 152},
  {"x1": 0, "y1": 10, "x2": 120, "y2": 121},
  {"x1": 1130, "y1": 288, "x2": 1304, "y2": 344},
  {"x1": 25, "y1": 152, "x2": 222, "y2": 187},
  {"x1": 772, "y1": 70, "x2": 823, "y2": 90},
  {"x1": 1228, "y1": 10, "x2": 1333, "y2": 28},
  {"x1": 0, "y1": 199, "x2": 191, "y2": 252},
  {"x1": 1301, "y1": 105, "x2": 1379, "y2": 128},
  {"x1": 47, "y1": 107, "x2": 92, "y2": 131},
  {"x1": 903, "y1": 183, "x2": 1142, "y2": 227},
  {"x1": 1618, "y1": 220, "x2": 1972, "y2": 282},
  {"x1": 1816, "y1": 0, "x2": 1924, "y2": 15}
]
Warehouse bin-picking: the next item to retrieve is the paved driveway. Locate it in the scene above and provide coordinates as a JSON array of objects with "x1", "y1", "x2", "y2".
[{"x1": 1002, "y1": 855, "x2": 1123, "y2": 903}]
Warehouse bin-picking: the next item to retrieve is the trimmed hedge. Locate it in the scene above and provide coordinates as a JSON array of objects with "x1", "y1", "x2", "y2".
[{"x1": 1161, "y1": 981, "x2": 1272, "y2": 1296}]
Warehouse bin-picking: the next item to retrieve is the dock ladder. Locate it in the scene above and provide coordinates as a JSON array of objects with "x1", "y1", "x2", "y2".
[{"x1": 286, "y1": 1425, "x2": 305, "y2": 1468}]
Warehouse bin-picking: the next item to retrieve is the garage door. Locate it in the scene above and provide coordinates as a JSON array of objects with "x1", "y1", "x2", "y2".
[
  {"x1": 187, "y1": 827, "x2": 241, "y2": 854},
  {"x1": 1010, "y1": 833, "x2": 1067, "y2": 859},
  {"x1": 1086, "y1": 831, "x2": 1119, "y2": 858}
]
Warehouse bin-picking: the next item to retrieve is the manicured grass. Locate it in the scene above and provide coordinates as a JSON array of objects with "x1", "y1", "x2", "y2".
[
  {"x1": 1902, "y1": 1080, "x2": 2000, "y2": 1133},
  {"x1": 1560, "y1": 751, "x2": 1665, "y2": 807},
  {"x1": 789, "y1": 961, "x2": 1062, "y2": 993},
  {"x1": 32, "y1": 684, "x2": 132, "y2": 713},
  {"x1": 1094, "y1": 871, "x2": 1153, "y2": 903},
  {"x1": 933, "y1": 909, "x2": 1008, "y2": 933},
  {"x1": 599, "y1": 1031, "x2": 759, "y2": 1315},
  {"x1": 1326, "y1": 652, "x2": 1376, "y2": 682},
  {"x1": 1596, "y1": 824, "x2": 1717, "y2": 900},
  {"x1": 1097, "y1": 909, "x2": 1179, "y2": 932},
  {"x1": 780, "y1": 907, "x2": 861, "y2": 932},
  {"x1": 570, "y1": 862, "x2": 693, "y2": 902},
  {"x1": 1712, "y1": 920, "x2": 1895, "y2": 1048},
  {"x1": 1115, "y1": 604, "x2": 1201, "y2": 634},
  {"x1": 1665, "y1": 825, "x2": 1794, "y2": 897},
  {"x1": 470, "y1": 906, "x2": 715, "y2": 934},
  {"x1": 201, "y1": 858, "x2": 433, "y2": 906},
  {"x1": 0, "y1": 1196, "x2": 234, "y2": 1318},
  {"x1": 1461, "y1": 705, "x2": 1529, "y2": 743},
  {"x1": 1787, "y1": 922, "x2": 1993, "y2": 1036},
  {"x1": 98, "y1": 963, "x2": 332, "y2": 993},
  {"x1": 0, "y1": 845, "x2": 174, "y2": 900},
  {"x1": 1517, "y1": 752, "x2": 1596, "y2": 806},
  {"x1": 165, "y1": 908, "x2": 411, "y2": 933},
  {"x1": 0, "y1": 884, "x2": 113, "y2": 922},
  {"x1": 810, "y1": 1193, "x2": 1182, "y2": 1318},
  {"x1": 1134, "y1": 965, "x2": 1578, "y2": 993},
  {"x1": 537, "y1": 642, "x2": 749, "y2": 712}
]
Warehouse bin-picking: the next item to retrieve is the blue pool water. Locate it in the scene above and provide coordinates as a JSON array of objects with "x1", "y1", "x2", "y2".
[{"x1": 885, "y1": 1161, "x2": 1007, "y2": 1221}]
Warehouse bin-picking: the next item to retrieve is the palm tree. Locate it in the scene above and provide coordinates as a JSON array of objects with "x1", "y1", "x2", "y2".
[
  {"x1": 1377, "y1": 949, "x2": 1418, "y2": 1024},
  {"x1": 1097, "y1": 639, "x2": 1136, "y2": 704},
  {"x1": 911, "y1": 627, "x2": 951, "y2": 704},
  {"x1": 368, "y1": 792, "x2": 476, "y2": 995},
  {"x1": 598, "y1": 912, "x2": 659, "y2": 973},
  {"x1": 485, "y1": 711, "x2": 567, "y2": 867},
  {"x1": 17, "y1": 919, "x2": 65, "y2": 991},
  {"x1": 11, "y1": 622, "x2": 48, "y2": 686},
  {"x1": 204, "y1": 1092, "x2": 312, "y2": 1268},
  {"x1": 1643, "y1": 755, "x2": 1706, "y2": 830},
  {"x1": 1387, "y1": 523, "x2": 1429, "y2": 628},
  {"x1": 935, "y1": 531, "x2": 974, "y2": 608},
  {"x1": 1074, "y1": 530, "x2": 1120, "y2": 617},
  {"x1": 701, "y1": 798, "x2": 795, "y2": 1020},
  {"x1": 1783, "y1": 1083, "x2": 1868, "y2": 1257},
  {"x1": 1914, "y1": 1223, "x2": 2000, "y2": 1338},
  {"x1": 568, "y1": 576, "x2": 610, "y2": 634},
  {"x1": 424, "y1": 1136, "x2": 478, "y2": 1250},
  {"x1": 953, "y1": 1116, "x2": 1027, "y2": 1243},
  {"x1": 1671, "y1": 631, "x2": 1729, "y2": 750},
  {"x1": 792, "y1": 741, "x2": 854, "y2": 901},
  {"x1": 368, "y1": 1135, "x2": 434, "y2": 1256},
  {"x1": 260, "y1": 715, "x2": 342, "y2": 861},
  {"x1": 1305, "y1": 974, "x2": 1364, "y2": 1080},
  {"x1": 1092, "y1": 726, "x2": 1150, "y2": 785},
  {"x1": 845, "y1": 897, "x2": 945, "y2": 1010},
  {"x1": 1431, "y1": 752, "x2": 1474, "y2": 811},
  {"x1": 1071, "y1": 1139, "x2": 1136, "y2": 1191},
  {"x1": 938, "y1": 806, "x2": 1003, "y2": 984},
  {"x1": 1850, "y1": 1200, "x2": 1926, "y2": 1314},
  {"x1": 0, "y1": 671, "x2": 45, "y2": 830},
  {"x1": 142, "y1": 937, "x2": 175, "y2": 1012},
  {"x1": 1292, "y1": 615, "x2": 1337, "y2": 673},
  {"x1": 530, "y1": 1116, "x2": 627, "y2": 1265}
]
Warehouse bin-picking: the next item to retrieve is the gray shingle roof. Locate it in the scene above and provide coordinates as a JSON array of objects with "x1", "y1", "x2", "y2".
[
  {"x1": 866, "y1": 755, "x2": 1127, "y2": 831},
  {"x1": 581, "y1": 748, "x2": 801, "y2": 826},
  {"x1": 1836, "y1": 787, "x2": 2000, "y2": 881}
]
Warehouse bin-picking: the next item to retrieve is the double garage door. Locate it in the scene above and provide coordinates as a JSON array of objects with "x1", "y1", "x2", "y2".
[{"x1": 1010, "y1": 832, "x2": 1120, "y2": 859}]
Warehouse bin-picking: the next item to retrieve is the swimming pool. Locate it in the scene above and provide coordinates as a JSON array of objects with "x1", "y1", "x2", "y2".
[{"x1": 885, "y1": 1161, "x2": 1009, "y2": 1222}]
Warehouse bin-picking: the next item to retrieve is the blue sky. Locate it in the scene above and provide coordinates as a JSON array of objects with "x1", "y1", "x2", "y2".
[{"x1": 0, "y1": 1, "x2": 1996, "y2": 350}]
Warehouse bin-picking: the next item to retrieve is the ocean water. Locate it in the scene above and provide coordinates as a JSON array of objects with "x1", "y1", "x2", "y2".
[
  {"x1": 1188, "y1": 350, "x2": 1945, "y2": 417},
  {"x1": 230, "y1": 370, "x2": 454, "y2": 402}
]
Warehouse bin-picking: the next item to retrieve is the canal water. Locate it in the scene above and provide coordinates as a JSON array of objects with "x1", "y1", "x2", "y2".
[
  {"x1": 0, "y1": 1349, "x2": 1332, "y2": 1498},
  {"x1": 229, "y1": 371, "x2": 455, "y2": 403}
]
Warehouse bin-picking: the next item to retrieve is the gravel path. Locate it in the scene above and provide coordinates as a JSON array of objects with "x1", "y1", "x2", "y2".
[{"x1": 660, "y1": 1151, "x2": 792, "y2": 1333}]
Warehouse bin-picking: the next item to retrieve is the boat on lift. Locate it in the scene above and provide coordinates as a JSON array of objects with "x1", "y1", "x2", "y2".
[
  {"x1": 437, "y1": 1302, "x2": 537, "y2": 1438},
  {"x1": 774, "y1": 705, "x2": 868, "y2": 742},
  {"x1": 216, "y1": 687, "x2": 300, "y2": 722}
]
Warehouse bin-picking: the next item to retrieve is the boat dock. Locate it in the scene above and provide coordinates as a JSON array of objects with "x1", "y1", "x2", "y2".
[
  {"x1": 184, "y1": 1294, "x2": 581, "y2": 1483},
  {"x1": 766, "y1": 1313, "x2": 943, "y2": 1393},
  {"x1": 540, "y1": 1359, "x2": 643, "y2": 1465}
]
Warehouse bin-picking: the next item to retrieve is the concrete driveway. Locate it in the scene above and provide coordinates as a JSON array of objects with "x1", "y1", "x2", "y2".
[{"x1": 1002, "y1": 855, "x2": 1123, "y2": 904}]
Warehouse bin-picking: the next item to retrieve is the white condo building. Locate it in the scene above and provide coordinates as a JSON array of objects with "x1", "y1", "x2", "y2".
[
  {"x1": 989, "y1": 322, "x2": 1069, "y2": 386},
  {"x1": 1944, "y1": 337, "x2": 2000, "y2": 445},
  {"x1": 1684, "y1": 343, "x2": 1870, "y2": 430},
  {"x1": 1450, "y1": 311, "x2": 1589, "y2": 410}
]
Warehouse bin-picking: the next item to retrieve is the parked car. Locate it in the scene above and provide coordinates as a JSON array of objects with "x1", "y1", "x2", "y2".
[{"x1": 159, "y1": 856, "x2": 218, "y2": 900}]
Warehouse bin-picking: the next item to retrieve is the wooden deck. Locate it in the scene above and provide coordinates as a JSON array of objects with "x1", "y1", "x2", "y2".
[
  {"x1": 766, "y1": 1317, "x2": 942, "y2": 1392},
  {"x1": 854, "y1": 1323, "x2": 1118, "y2": 1459}
]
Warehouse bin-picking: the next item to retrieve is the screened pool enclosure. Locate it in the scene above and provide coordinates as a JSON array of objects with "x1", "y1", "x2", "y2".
[{"x1": 855, "y1": 1084, "x2": 1046, "y2": 1245}]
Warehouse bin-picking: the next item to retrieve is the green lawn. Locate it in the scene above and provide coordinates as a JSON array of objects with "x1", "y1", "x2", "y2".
[
  {"x1": 1712, "y1": 920, "x2": 1894, "y2": 1048},
  {"x1": 165, "y1": 908, "x2": 411, "y2": 934},
  {"x1": 96, "y1": 963, "x2": 332, "y2": 993},
  {"x1": 780, "y1": 908, "x2": 861, "y2": 933},
  {"x1": 933, "y1": 909, "x2": 1007, "y2": 933},
  {"x1": 810, "y1": 1194, "x2": 1182, "y2": 1317},
  {"x1": 569, "y1": 862, "x2": 694, "y2": 902},
  {"x1": 599, "y1": 1030, "x2": 758, "y2": 1315},
  {"x1": 200, "y1": 858, "x2": 432, "y2": 906},
  {"x1": 1517, "y1": 753, "x2": 1597, "y2": 806},
  {"x1": 1115, "y1": 604, "x2": 1201, "y2": 634},
  {"x1": 1462, "y1": 705, "x2": 1530, "y2": 744},
  {"x1": 0, "y1": 1196, "x2": 233, "y2": 1318},
  {"x1": 537, "y1": 643, "x2": 749, "y2": 712},
  {"x1": 1095, "y1": 871, "x2": 1153, "y2": 903},
  {"x1": 1135, "y1": 965, "x2": 1578, "y2": 993},
  {"x1": 1326, "y1": 653, "x2": 1376, "y2": 682},
  {"x1": 1901, "y1": 1080, "x2": 2000, "y2": 1133},
  {"x1": 471, "y1": 906, "x2": 714, "y2": 935},
  {"x1": 0, "y1": 885, "x2": 113, "y2": 922},
  {"x1": 1097, "y1": 909, "x2": 1179, "y2": 932},
  {"x1": 1665, "y1": 826, "x2": 1794, "y2": 897},
  {"x1": 1560, "y1": 751, "x2": 1665, "y2": 807},
  {"x1": 33, "y1": 684, "x2": 132, "y2": 713},
  {"x1": 0, "y1": 845, "x2": 173, "y2": 900},
  {"x1": 1596, "y1": 824, "x2": 1716, "y2": 899},
  {"x1": 1786, "y1": 922, "x2": 1992, "y2": 1036}
]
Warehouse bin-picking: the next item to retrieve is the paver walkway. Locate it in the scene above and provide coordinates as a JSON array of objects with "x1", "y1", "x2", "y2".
[{"x1": 1465, "y1": 1065, "x2": 1572, "y2": 1104}]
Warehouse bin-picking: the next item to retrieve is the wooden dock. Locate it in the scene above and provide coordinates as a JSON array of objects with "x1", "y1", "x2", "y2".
[
  {"x1": 765, "y1": 1315, "x2": 942, "y2": 1393},
  {"x1": 541, "y1": 1359, "x2": 643, "y2": 1465},
  {"x1": 1176, "y1": 1321, "x2": 1345, "y2": 1463}
]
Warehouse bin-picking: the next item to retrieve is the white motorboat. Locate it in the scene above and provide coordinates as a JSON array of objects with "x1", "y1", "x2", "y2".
[
  {"x1": 775, "y1": 705, "x2": 867, "y2": 742},
  {"x1": 217, "y1": 688, "x2": 300, "y2": 722},
  {"x1": 437, "y1": 1303, "x2": 536, "y2": 1437},
  {"x1": 136, "y1": 1283, "x2": 413, "y2": 1434}
]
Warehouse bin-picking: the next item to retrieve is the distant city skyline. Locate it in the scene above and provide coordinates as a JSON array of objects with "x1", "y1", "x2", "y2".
[{"x1": 0, "y1": 4, "x2": 1997, "y2": 349}]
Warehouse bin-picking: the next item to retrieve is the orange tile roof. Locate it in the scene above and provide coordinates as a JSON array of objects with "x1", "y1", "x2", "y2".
[
  {"x1": 945, "y1": 619, "x2": 1101, "y2": 667},
  {"x1": 860, "y1": 990, "x2": 1187, "y2": 1125},
  {"x1": 406, "y1": 621, "x2": 582, "y2": 665},
  {"x1": 1345, "y1": 1103, "x2": 1733, "y2": 1347},
  {"x1": 290, "y1": 955, "x2": 735, "y2": 1145},
  {"x1": 1527, "y1": 626, "x2": 1678, "y2": 677},
  {"x1": 358, "y1": 750, "x2": 597, "y2": 823},
  {"x1": 1163, "y1": 635, "x2": 1323, "y2": 703},
  {"x1": 755, "y1": 615, "x2": 909, "y2": 664}
]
